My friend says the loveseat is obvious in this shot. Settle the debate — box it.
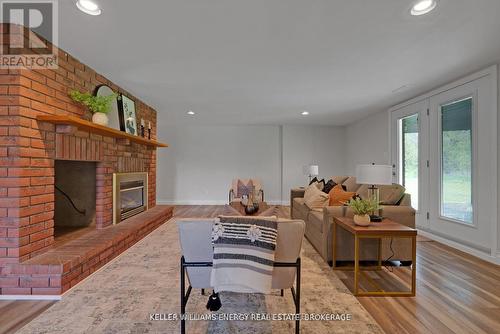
[290,176,416,265]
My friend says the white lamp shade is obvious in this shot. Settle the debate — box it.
[356,164,392,185]
[304,165,319,176]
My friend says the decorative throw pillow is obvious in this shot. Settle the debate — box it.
[323,179,337,194]
[237,180,254,198]
[316,179,325,191]
[328,185,356,206]
[309,181,322,190]
[343,177,362,192]
[379,184,406,205]
[308,177,325,190]
[304,184,329,209]
[308,177,319,186]
[332,176,349,185]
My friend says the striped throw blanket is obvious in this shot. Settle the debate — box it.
[210,216,278,294]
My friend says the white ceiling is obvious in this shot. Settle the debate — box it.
[57,0,500,125]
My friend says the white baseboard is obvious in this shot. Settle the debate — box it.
[418,229,500,265]
[0,295,62,301]
[157,200,288,206]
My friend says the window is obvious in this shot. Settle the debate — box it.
[440,98,473,224]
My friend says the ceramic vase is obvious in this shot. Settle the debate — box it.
[354,214,371,226]
[92,112,109,126]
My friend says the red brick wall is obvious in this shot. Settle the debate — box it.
[0,24,158,266]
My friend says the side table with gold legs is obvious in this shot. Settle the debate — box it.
[332,217,417,297]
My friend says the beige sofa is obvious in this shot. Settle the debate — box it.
[291,176,416,266]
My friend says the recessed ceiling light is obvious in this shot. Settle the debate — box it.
[76,0,102,16]
[301,111,309,116]
[410,0,437,16]
[187,110,195,115]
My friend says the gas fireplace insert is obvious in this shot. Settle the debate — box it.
[113,172,148,224]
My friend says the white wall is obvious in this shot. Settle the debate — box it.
[344,111,391,172]
[156,123,347,205]
[156,124,281,204]
[281,125,347,204]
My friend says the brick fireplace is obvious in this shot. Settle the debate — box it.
[0,24,172,295]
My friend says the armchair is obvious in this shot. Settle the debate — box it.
[228,178,264,203]
[177,218,305,334]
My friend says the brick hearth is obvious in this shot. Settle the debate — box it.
[0,24,170,295]
[0,206,173,295]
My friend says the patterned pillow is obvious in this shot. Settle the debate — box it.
[237,180,254,198]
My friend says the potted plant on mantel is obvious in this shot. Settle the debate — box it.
[69,90,117,126]
[346,197,379,226]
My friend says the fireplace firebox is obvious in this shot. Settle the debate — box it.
[113,172,148,224]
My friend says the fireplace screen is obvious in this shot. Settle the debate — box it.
[113,172,148,224]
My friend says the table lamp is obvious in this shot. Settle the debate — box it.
[304,165,319,184]
[356,163,393,222]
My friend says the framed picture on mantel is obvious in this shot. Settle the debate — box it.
[118,94,138,136]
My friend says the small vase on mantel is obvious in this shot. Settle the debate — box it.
[354,214,371,226]
[92,112,109,126]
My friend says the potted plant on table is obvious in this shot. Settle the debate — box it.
[346,197,379,226]
[69,90,117,126]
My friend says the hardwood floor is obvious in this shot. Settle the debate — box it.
[353,237,500,334]
[1,205,499,334]
[0,300,54,334]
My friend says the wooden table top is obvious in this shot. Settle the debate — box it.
[333,217,417,236]
[229,201,270,216]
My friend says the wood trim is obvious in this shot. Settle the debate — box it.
[36,115,168,148]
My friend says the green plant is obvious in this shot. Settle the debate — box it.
[346,197,378,216]
[69,90,116,114]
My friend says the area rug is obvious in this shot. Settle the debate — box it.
[17,218,383,334]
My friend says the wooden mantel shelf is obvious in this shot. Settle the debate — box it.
[37,115,168,148]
